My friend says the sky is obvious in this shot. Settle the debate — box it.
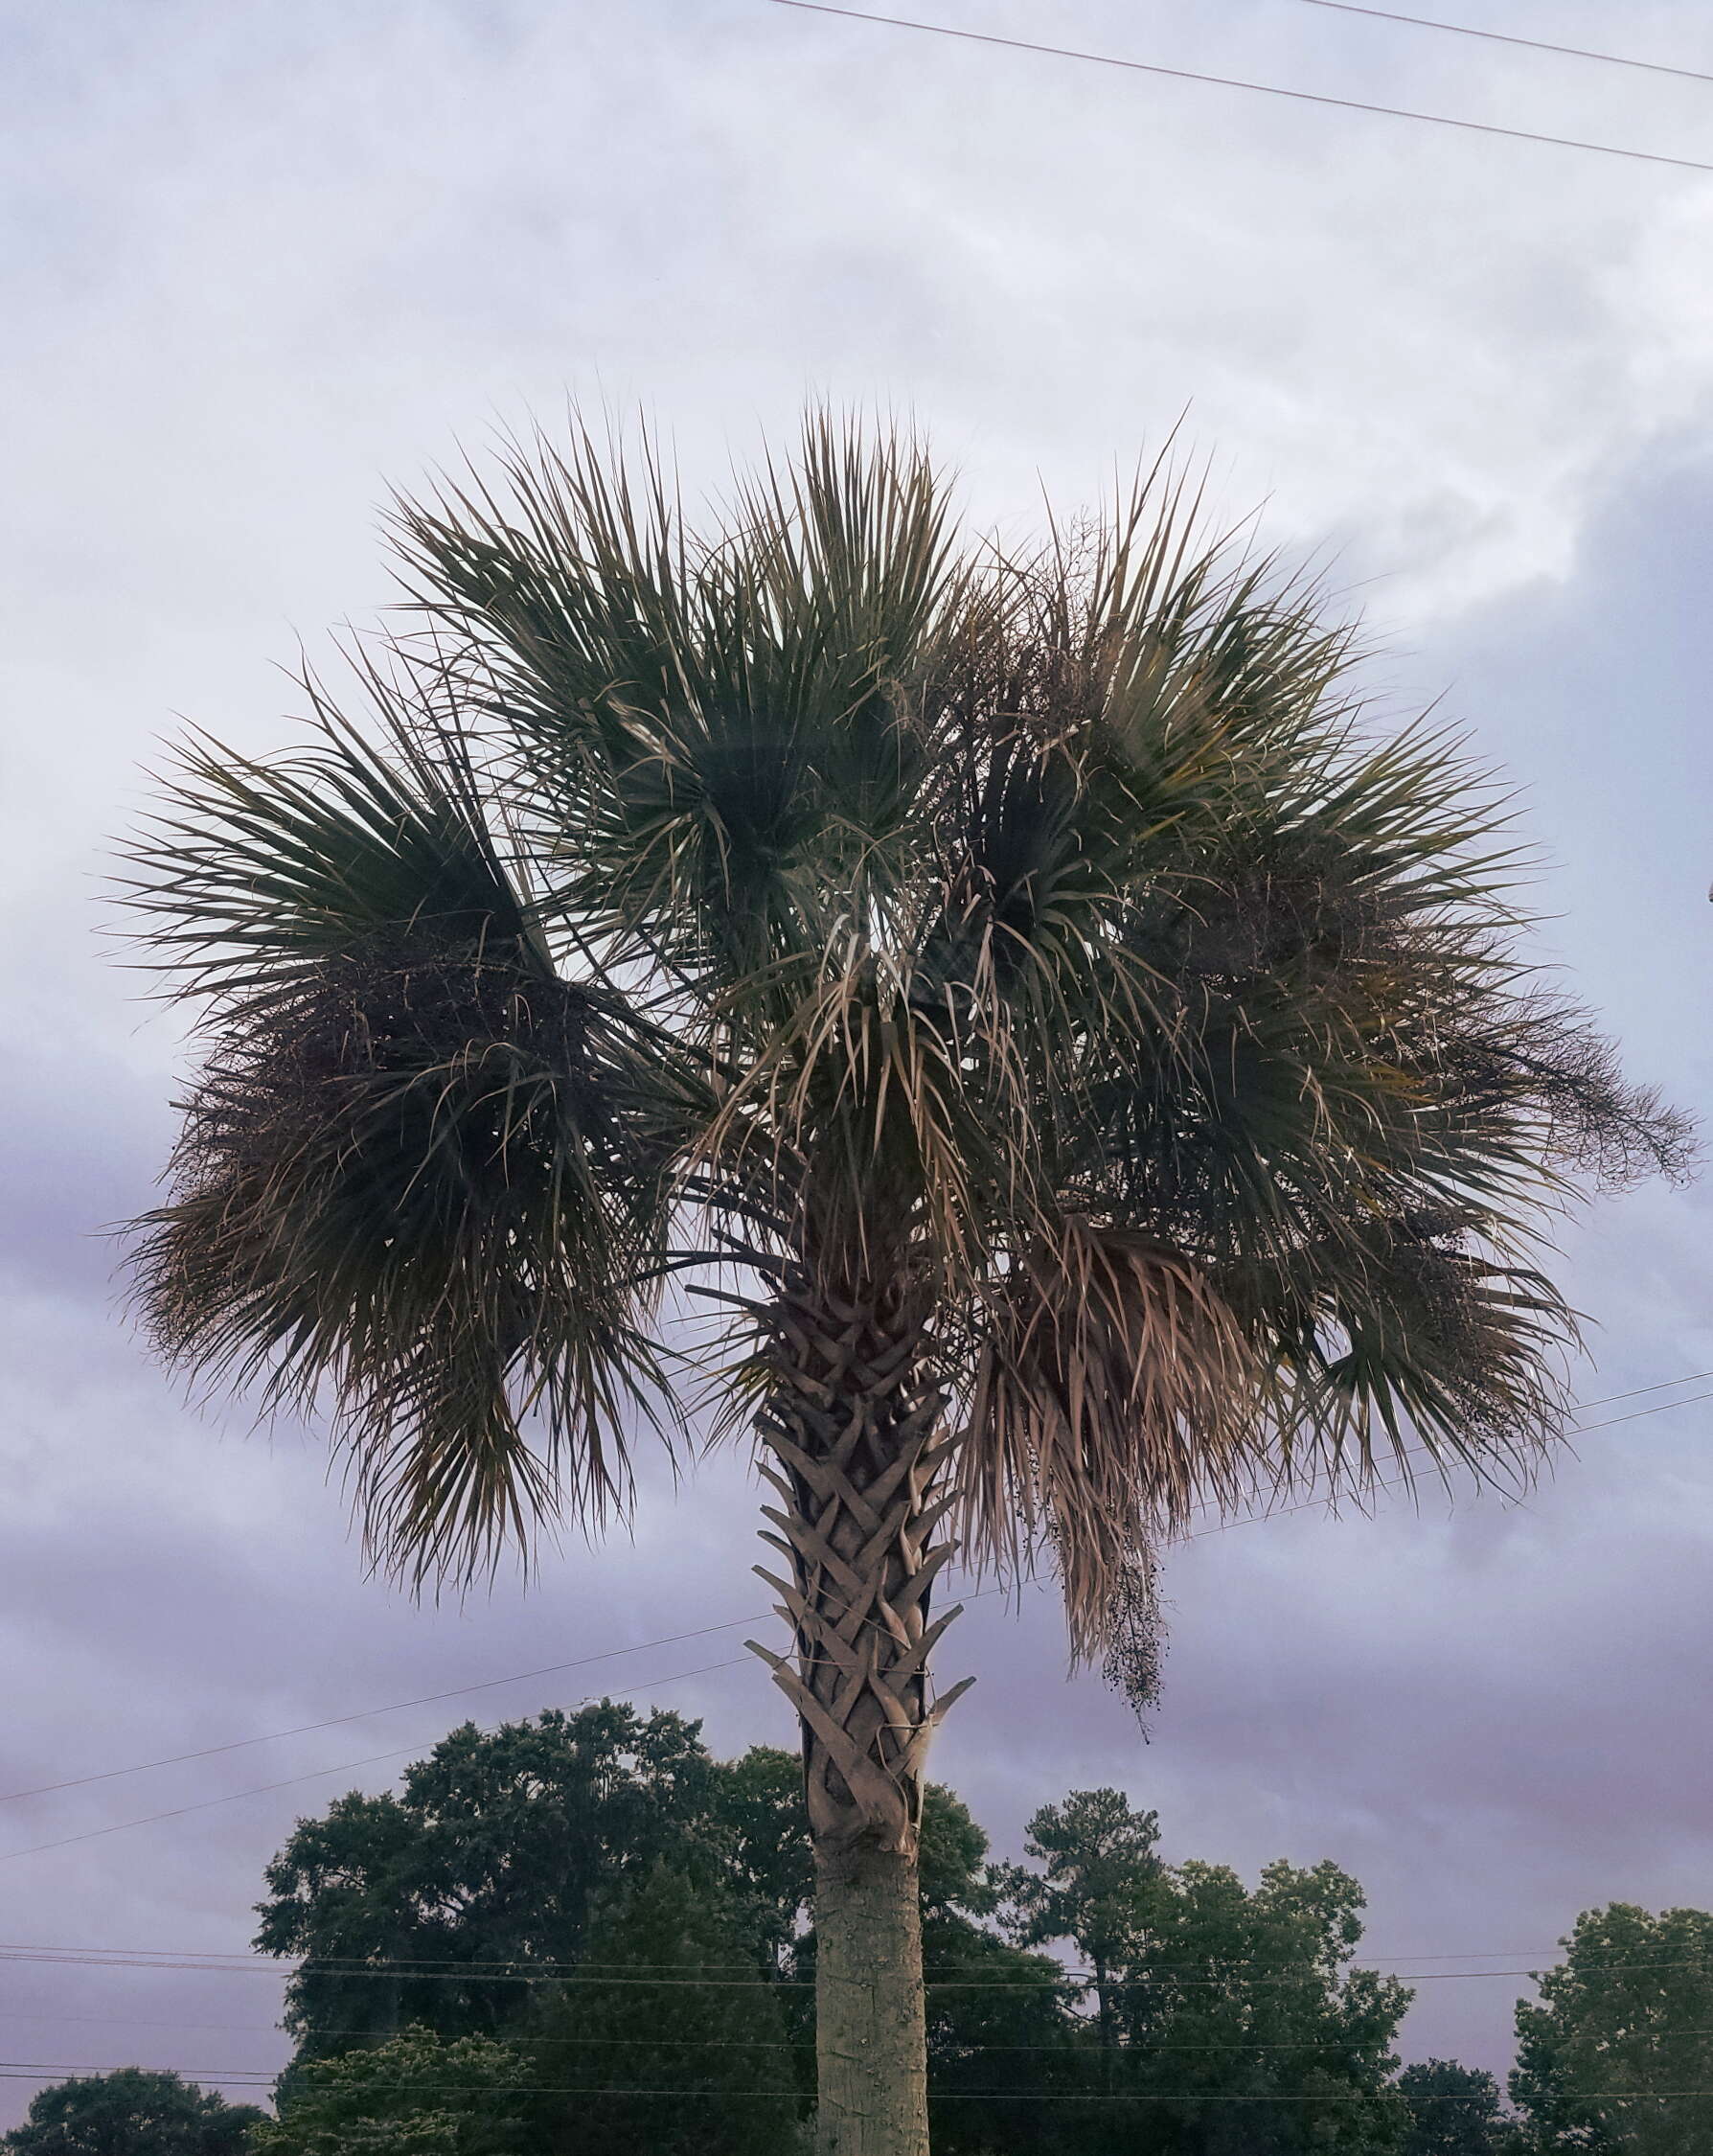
[3,0,1713,2122]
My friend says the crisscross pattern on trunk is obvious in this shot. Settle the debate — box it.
[744,1280,972,1852]
[744,1278,973,2156]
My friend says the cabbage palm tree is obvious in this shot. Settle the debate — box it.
[120,417,1684,2156]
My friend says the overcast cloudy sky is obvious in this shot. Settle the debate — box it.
[4,0,1713,2121]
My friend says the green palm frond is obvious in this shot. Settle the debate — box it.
[391,414,964,994]
[121,664,692,1585]
[120,655,546,1005]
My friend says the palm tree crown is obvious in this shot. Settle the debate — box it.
[120,416,1687,2155]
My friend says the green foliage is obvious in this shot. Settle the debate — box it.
[257,2028,527,2156]
[265,1725,1713,2156]
[1111,1854,1409,2153]
[254,1703,732,2055]
[999,1787,1162,2046]
[257,1704,1011,2082]
[1,2069,263,2156]
[996,1800,1411,2156]
[525,1861,806,2155]
[1398,2058,1516,2154]
[703,1741,813,1972]
[1510,1902,1713,2152]
[924,1921,1085,2156]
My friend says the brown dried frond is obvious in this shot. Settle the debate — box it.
[960,1218,1268,1663]
[1436,997,1699,1197]
[129,932,677,1585]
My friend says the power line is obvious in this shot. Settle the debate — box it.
[0,1622,757,1807]
[11,1365,1705,1815]
[0,1386,1705,1881]
[7,1936,1705,1981]
[1189,1383,1713,1544]
[0,2009,1573,2053]
[8,1940,1713,1989]
[0,1659,751,1869]
[2,1356,1703,1874]
[765,0,1713,172]
[1288,0,1713,87]
[1564,1369,1713,1409]
[7,2063,1713,2099]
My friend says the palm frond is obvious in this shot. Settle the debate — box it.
[121,670,690,1585]
[119,654,544,1010]
[391,410,965,994]
[960,1219,1266,1661]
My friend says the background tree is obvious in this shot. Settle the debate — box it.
[1000,1787,1161,2058]
[921,1924,1085,2156]
[253,1712,1136,2154]
[258,2029,527,2156]
[712,1743,816,1976]
[526,1861,806,2154]
[124,415,1688,2156]
[998,1808,1411,2156]
[259,1710,1013,2116]
[2,2071,263,2156]
[1115,1854,1410,2155]
[256,1704,735,2057]
[1510,1903,1713,2152]
[1398,2059,1517,2154]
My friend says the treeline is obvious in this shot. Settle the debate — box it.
[246,1703,1412,2153]
[8,1706,1709,2153]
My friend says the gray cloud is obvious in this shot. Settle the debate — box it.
[6,0,1713,2120]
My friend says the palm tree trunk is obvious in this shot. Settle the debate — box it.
[814,1837,929,2156]
[745,1276,973,2156]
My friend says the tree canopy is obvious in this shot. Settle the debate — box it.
[258,2030,527,2156]
[2,2071,263,2156]
[252,1708,1430,2152]
[1398,2059,1515,2154]
[1510,1902,1713,2152]
[525,1861,805,2154]
[255,1702,745,2055]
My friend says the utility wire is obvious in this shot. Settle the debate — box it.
[0,1383,1706,1880]
[7,1938,1705,1981]
[7,1940,1713,1988]
[3,1372,1706,1869]
[0,2009,1578,2053]
[6,2065,1713,2099]
[1288,0,1713,87]
[0,1660,751,1869]
[765,0,1713,172]
[1189,1384,1713,1544]
[10,1366,1704,1813]
[0,1622,756,1807]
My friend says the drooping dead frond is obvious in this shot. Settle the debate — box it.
[129,929,684,1586]
[961,1219,1268,1662]
[121,680,692,1588]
